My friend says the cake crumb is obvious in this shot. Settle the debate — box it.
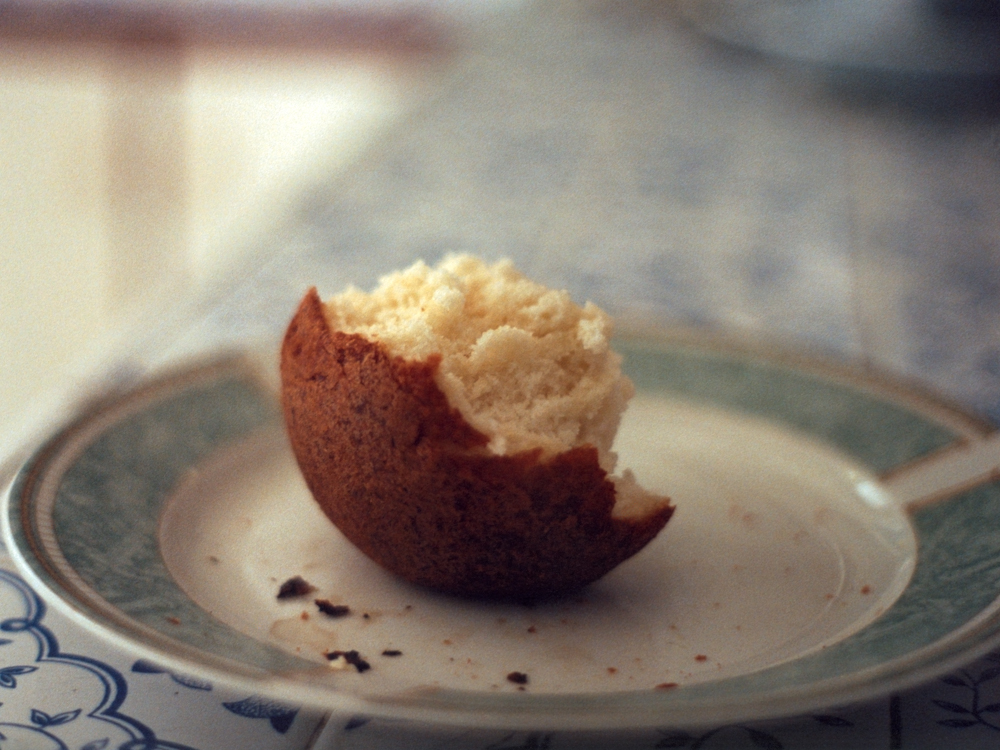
[694,654,708,662]
[277,576,316,600]
[325,650,371,673]
[326,655,352,671]
[507,671,529,685]
[655,682,679,690]
[382,649,403,657]
[315,599,351,617]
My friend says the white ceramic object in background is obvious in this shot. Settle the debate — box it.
[675,0,1000,75]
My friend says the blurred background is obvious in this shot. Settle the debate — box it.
[3,0,1000,459]
[0,0,483,455]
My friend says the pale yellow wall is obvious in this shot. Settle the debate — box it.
[0,39,417,456]
[0,42,110,439]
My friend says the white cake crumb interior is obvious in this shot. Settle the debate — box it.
[325,255,627,459]
[324,255,664,518]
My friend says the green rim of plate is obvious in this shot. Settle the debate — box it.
[7,341,1000,730]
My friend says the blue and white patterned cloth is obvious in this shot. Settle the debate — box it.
[0,539,327,750]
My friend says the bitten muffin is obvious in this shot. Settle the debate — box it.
[280,255,673,599]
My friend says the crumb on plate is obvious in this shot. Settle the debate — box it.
[325,650,371,673]
[315,599,351,617]
[277,576,316,599]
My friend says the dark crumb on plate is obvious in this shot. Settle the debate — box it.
[655,682,679,690]
[861,585,872,595]
[694,654,708,662]
[382,649,403,657]
[506,671,529,685]
[325,649,371,673]
[315,599,351,617]
[166,616,181,626]
[363,613,371,619]
[527,625,537,633]
[277,576,316,599]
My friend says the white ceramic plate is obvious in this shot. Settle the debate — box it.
[7,339,1000,731]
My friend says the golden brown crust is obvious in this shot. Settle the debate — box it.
[280,287,674,599]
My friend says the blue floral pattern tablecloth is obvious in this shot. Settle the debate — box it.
[0,540,328,750]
